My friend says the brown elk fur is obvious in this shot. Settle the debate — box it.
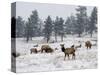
[30,48,38,54]
[60,44,76,60]
[41,45,53,53]
[85,41,92,49]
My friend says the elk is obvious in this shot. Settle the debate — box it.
[41,45,53,53]
[60,44,76,60]
[30,48,38,54]
[75,44,81,49]
[33,44,38,47]
[85,41,92,49]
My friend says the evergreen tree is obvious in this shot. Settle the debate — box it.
[16,16,25,37]
[84,16,90,34]
[37,19,44,36]
[28,10,39,37]
[89,7,97,37]
[25,10,40,42]
[65,17,72,34]
[75,6,87,37]
[54,16,59,42]
[25,21,29,42]
[58,17,64,42]
[65,15,76,34]
[25,18,33,42]
[43,16,53,43]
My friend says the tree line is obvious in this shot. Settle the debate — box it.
[11,6,97,43]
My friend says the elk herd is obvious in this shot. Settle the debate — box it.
[12,40,93,60]
[29,40,93,60]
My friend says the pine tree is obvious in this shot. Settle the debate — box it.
[43,16,53,43]
[58,17,64,42]
[75,6,87,37]
[28,10,39,37]
[25,18,33,42]
[25,10,40,42]
[54,16,59,42]
[65,17,71,34]
[84,16,90,34]
[65,15,76,34]
[25,22,29,42]
[89,7,97,37]
[37,19,44,36]
[16,16,25,37]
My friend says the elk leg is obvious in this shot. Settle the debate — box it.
[35,50,38,53]
[89,45,91,49]
[41,49,43,53]
[67,54,70,60]
[64,53,67,60]
[30,50,32,54]
[72,53,75,59]
[87,46,88,49]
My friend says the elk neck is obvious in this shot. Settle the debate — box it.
[61,46,65,52]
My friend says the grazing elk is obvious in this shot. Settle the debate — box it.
[75,44,81,49]
[85,41,92,49]
[41,45,53,53]
[30,48,38,54]
[60,44,76,60]
[33,44,38,47]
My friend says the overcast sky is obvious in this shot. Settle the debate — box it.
[16,2,94,21]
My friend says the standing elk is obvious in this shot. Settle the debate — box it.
[60,44,76,60]
[85,41,92,49]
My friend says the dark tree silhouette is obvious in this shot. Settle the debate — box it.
[43,16,53,43]
[58,17,64,42]
[75,6,87,37]
[16,16,25,37]
[54,16,60,42]
[89,7,97,37]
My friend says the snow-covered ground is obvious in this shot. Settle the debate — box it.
[15,34,97,73]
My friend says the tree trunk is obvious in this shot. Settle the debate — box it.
[26,36,29,43]
[47,38,49,43]
[55,33,57,42]
[30,37,32,40]
[90,33,93,37]
[90,31,93,37]
[78,33,81,37]
[61,35,63,42]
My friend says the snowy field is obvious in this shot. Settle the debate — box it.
[15,34,97,73]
